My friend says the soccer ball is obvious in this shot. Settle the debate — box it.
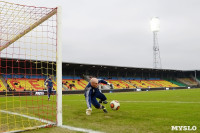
[110,100,120,110]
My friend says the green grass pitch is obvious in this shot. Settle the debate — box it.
[2,89,200,133]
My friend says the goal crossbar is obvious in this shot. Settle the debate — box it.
[0,8,57,52]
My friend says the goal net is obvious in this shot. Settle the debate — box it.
[0,1,62,132]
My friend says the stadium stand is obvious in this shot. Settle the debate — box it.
[124,80,179,88]
[1,72,196,91]
[126,80,147,88]
[2,74,187,91]
[151,80,179,87]
[62,79,88,90]
[3,74,68,91]
[1,58,199,92]
[176,78,198,86]
[167,79,187,87]
[107,80,135,89]
[62,76,88,90]
[7,78,45,91]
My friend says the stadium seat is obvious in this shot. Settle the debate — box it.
[62,79,88,90]
[107,80,135,89]
[7,78,45,91]
[176,78,198,86]
[0,79,6,91]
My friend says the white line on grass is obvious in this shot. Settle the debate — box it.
[0,110,54,125]
[62,99,200,104]
[0,110,104,133]
[0,109,55,133]
[119,100,200,104]
[61,125,104,133]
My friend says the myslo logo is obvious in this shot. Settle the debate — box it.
[171,126,197,131]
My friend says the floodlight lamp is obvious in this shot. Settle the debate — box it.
[150,17,160,32]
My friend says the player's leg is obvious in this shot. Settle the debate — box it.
[91,96,108,113]
[95,90,108,104]
[85,96,92,115]
[47,88,49,100]
[84,91,93,115]
[48,87,52,100]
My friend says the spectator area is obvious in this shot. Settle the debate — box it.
[107,80,135,89]
[167,79,187,87]
[0,74,188,91]
[176,78,198,86]
[7,78,46,91]
[109,80,179,89]
[63,79,88,90]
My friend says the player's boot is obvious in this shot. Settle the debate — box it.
[103,101,108,104]
[99,100,108,104]
[102,106,108,113]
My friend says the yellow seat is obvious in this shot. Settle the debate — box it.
[0,79,6,91]
[63,79,88,90]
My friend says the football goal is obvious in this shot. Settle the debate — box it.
[0,1,62,132]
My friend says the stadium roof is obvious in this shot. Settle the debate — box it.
[62,61,189,72]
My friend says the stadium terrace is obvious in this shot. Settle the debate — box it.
[0,58,199,95]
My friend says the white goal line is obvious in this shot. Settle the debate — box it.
[0,109,55,133]
[0,110,104,133]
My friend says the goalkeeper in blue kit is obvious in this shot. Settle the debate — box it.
[45,75,53,101]
[84,78,113,115]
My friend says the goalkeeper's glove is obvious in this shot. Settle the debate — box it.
[86,108,92,115]
[107,83,111,86]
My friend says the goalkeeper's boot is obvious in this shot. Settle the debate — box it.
[103,100,108,104]
[99,100,108,104]
[102,106,108,113]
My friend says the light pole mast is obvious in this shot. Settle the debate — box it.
[150,17,162,69]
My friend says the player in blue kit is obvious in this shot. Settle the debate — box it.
[45,75,53,101]
[84,78,112,115]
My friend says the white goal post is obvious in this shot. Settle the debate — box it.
[56,6,63,127]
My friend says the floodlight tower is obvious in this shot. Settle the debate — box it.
[150,17,162,69]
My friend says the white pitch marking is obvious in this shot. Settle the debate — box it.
[119,100,200,104]
[61,125,104,133]
[0,110,54,125]
[0,110,104,133]
[62,99,200,104]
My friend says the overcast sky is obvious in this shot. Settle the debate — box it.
[4,0,200,70]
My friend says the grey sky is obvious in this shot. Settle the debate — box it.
[5,0,200,70]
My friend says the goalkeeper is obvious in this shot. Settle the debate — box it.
[84,77,113,115]
[44,75,53,101]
